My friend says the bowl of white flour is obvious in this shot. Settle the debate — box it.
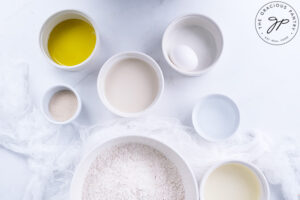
[70,136,199,200]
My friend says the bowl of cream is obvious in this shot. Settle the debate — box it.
[40,10,100,71]
[97,51,164,117]
[200,160,270,200]
[71,135,199,200]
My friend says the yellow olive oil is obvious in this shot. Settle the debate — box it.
[48,19,96,66]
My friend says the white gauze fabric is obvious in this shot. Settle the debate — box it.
[0,61,299,200]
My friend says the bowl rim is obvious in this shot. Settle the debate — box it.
[40,84,82,124]
[97,51,165,118]
[70,135,199,200]
[192,93,240,142]
[162,13,224,76]
[199,160,270,200]
[39,9,100,71]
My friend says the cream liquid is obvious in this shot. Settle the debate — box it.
[104,58,159,113]
[204,163,262,200]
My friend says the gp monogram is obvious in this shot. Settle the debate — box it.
[255,1,299,45]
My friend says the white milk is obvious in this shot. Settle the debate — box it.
[104,58,159,113]
[204,163,262,200]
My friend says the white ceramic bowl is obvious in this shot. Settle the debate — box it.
[97,51,164,117]
[39,10,100,71]
[70,135,199,200]
[200,160,270,200]
[192,94,240,142]
[162,14,223,76]
[41,84,82,124]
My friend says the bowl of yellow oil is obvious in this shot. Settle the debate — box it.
[40,10,99,71]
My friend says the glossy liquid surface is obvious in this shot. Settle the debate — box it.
[204,163,262,200]
[48,19,96,66]
[104,58,159,113]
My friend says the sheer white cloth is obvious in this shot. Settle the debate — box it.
[0,62,299,200]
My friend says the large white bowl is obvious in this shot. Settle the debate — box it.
[70,135,199,200]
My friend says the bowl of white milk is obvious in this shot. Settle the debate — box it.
[200,160,270,200]
[97,51,164,117]
[192,94,240,142]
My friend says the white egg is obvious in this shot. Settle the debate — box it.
[169,45,198,71]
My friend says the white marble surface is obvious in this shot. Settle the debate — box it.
[0,0,300,199]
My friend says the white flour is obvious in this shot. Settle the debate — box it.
[82,143,185,200]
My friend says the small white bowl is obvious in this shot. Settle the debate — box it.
[97,51,164,118]
[162,14,223,76]
[70,135,199,200]
[41,84,82,124]
[39,10,100,71]
[200,160,270,200]
[192,94,240,142]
